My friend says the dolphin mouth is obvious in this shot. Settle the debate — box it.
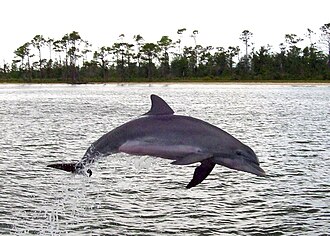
[245,160,266,177]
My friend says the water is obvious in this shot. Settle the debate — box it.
[0,83,329,235]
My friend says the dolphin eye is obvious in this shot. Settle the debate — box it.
[236,150,243,156]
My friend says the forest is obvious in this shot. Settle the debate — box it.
[0,23,329,83]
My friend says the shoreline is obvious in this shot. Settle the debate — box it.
[0,80,329,86]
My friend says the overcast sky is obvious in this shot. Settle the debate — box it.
[1,0,329,63]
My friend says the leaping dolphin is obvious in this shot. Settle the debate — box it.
[48,94,266,188]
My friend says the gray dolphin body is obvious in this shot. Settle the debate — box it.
[48,94,265,188]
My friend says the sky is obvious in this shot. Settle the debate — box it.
[1,0,329,64]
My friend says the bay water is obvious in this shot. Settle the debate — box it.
[0,83,329,235]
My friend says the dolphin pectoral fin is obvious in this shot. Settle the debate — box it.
[47,163,92,177]
[171,153,213,165]
[186,159,215,189]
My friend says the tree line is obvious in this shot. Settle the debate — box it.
[0,23,329,83]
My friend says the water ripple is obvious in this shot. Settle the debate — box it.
[0,84,329,235]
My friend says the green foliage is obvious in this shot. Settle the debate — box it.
[1,25,330,83]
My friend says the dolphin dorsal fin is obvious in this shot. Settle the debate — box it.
[144,94,174,116]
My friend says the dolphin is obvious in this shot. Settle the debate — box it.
[48,94,266,188]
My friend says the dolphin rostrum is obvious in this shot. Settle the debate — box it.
[48,94,266,188]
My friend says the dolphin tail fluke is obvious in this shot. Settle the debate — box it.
[47,163,92,177]
[186,159,215,189]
